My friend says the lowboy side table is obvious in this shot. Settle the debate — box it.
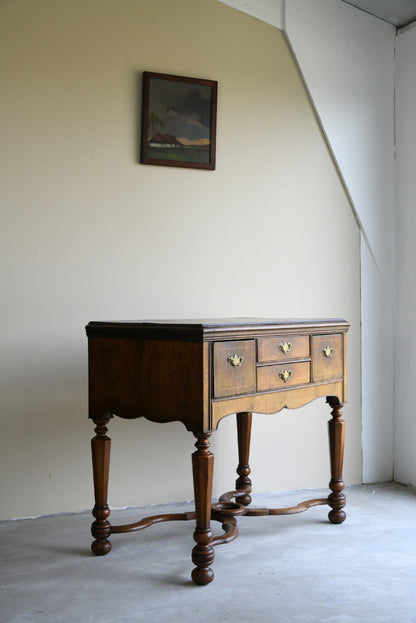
[86,318,349,585]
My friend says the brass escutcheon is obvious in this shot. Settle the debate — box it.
[227,353,244,367]
[279,369,292,383]
[323,346,334,358]
[279,342,292,355]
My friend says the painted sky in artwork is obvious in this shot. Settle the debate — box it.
[148,79,212,146]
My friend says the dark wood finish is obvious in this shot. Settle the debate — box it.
[235,412,253,506]
[91,418,112,555]
[191,433,215,585]
[327,396,346,524]
[141,339,208,431]
[87,318,349,585]
[88,335,208,431]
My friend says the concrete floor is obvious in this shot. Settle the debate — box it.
[1,482,416,623]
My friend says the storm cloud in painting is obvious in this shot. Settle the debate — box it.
[148,78,212,147]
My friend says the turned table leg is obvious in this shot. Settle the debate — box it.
[327,397,346,524]
[191,432,214,585]
[91,417,112,555]
[235,412,252,506]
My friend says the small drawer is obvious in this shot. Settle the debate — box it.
[311,334,343,382]
[257,335,309,363]
[213,340,256,398]
[257,362,310,391]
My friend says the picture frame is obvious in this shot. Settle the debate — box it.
[140,72,217,170]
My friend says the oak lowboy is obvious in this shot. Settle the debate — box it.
[87,318,349,585]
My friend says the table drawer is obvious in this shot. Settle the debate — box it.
[213,340,256,398]
[311,334,343,382]
[257,335,309,363]
[257,362,310,391]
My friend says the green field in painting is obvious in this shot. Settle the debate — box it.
[147,145,210,164]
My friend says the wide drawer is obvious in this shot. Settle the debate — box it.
[257,335,309,363]
[213,340,256,398]
[257,361,310,391]
[311,334,343,382]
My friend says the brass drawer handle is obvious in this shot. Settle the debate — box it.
[227,353,244,367]
[279,369,292,383]
[323,346,334,358]
[279,342,292,355]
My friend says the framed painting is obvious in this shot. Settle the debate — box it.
[140,72,217,170]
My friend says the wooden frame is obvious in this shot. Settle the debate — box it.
[140,72,217,170]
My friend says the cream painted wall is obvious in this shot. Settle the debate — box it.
[0,0,360,519]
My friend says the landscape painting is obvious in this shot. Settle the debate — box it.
[141,72,217,170]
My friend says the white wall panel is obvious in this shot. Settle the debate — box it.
[284,0,396,481]
[361,236,394,480]
[394,23,416,485]
[217,0,283,29]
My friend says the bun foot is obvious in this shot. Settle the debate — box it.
[191,537,215,586]
[91,539,112,555]
[328,509,346,524]
[191,566,214,585]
